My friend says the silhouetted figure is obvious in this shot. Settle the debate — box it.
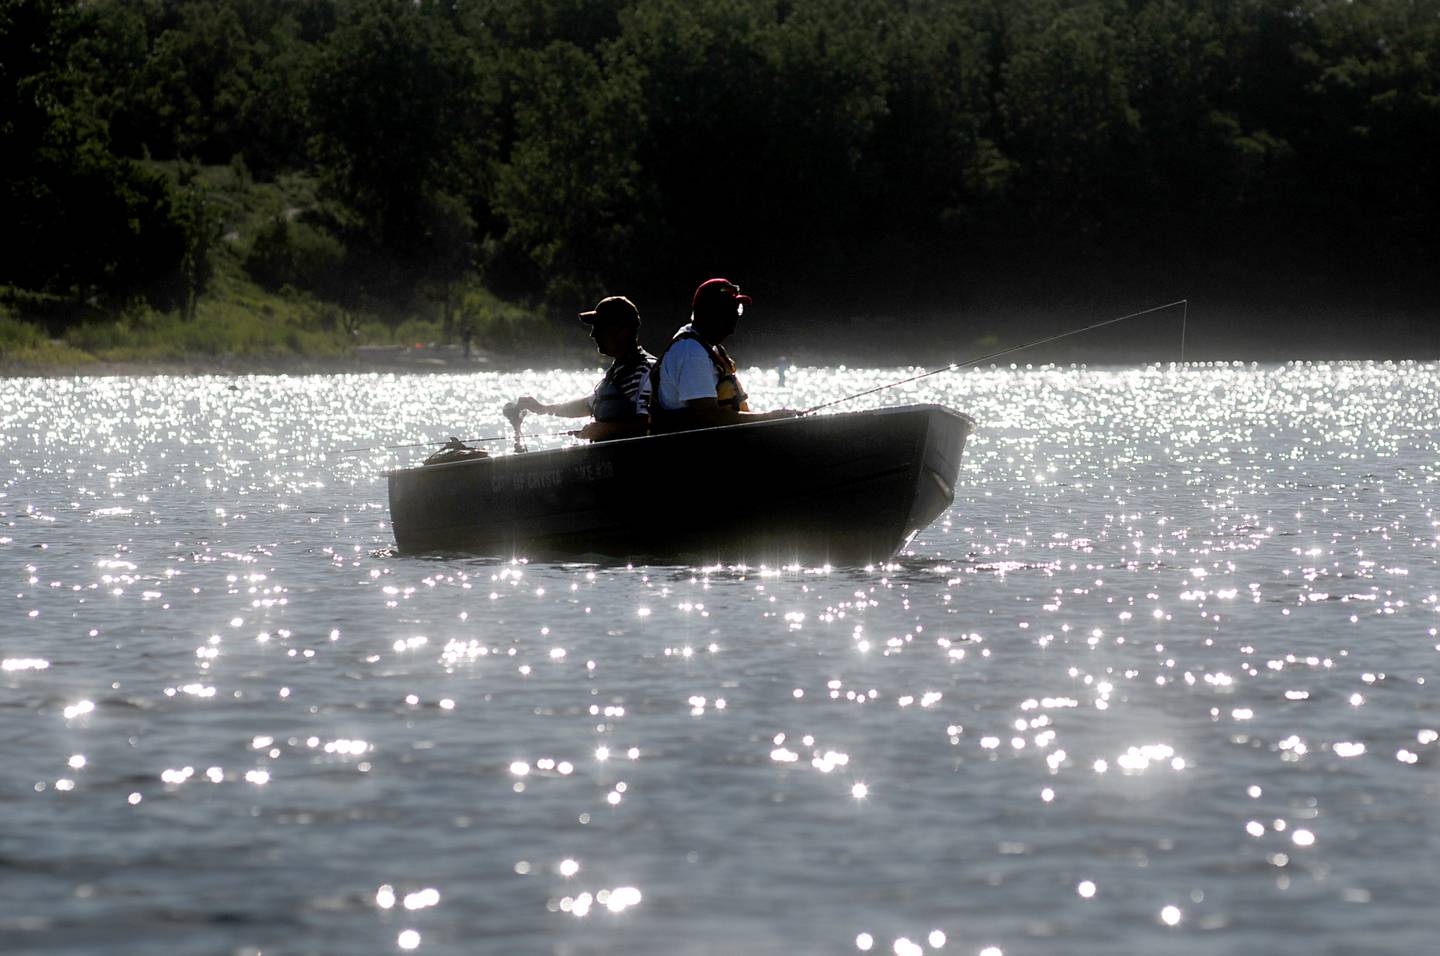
[511,296,655,442]
[651,278,798,433]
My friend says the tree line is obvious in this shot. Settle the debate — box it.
[4,0,1438,348]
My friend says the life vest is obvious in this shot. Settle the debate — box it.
[589,350,656,423]
[650,328,749,432]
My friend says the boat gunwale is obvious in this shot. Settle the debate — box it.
[385,403,975,476]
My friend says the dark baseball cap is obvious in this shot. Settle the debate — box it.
[578,295,640,325]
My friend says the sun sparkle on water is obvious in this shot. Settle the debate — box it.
[2,362,1437,953]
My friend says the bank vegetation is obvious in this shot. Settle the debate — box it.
[3,0,1437,366]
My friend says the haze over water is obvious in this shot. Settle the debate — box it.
[2,362,1437,955]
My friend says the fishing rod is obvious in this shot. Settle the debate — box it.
[334,400,588,457]
[336,427,579,456]
[337,300,1187,454]
[802,298,1188,415]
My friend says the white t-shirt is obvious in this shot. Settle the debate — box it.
[656,328,719,411]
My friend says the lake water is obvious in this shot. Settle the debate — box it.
[2,362,1437,956]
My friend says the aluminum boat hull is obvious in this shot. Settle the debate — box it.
[387,404,973,564]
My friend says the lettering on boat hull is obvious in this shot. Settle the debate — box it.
[491,460,615,494]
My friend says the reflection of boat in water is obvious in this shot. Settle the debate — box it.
[387,404,974,565]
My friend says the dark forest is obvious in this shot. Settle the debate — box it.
[3,0,1437,362]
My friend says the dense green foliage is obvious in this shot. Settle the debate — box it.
[3,0,1437,357]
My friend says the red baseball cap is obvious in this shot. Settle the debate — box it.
[691,278,751,314]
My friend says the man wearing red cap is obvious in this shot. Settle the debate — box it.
[510,295,656,442]
[650,278,797,432]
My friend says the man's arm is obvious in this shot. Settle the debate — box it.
[516,395,591,418]
[682,397,796,428]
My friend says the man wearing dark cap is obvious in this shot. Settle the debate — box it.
[511,296,656,442]
[650,278,797,432]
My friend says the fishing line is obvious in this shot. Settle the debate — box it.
[802,299,1189,415]
[1181,299,1188,364]
[335,300,1186,455]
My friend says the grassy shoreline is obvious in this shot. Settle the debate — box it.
[7,156,1435,377]
[0,161,594,377]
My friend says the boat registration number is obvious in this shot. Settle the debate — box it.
[491,460,616,493]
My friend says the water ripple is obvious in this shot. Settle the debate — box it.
[1,361,1437,955]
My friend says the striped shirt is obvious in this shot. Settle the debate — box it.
[588,349,656,422]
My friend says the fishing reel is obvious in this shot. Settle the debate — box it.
[422,437,489,466]
[503,401,528,453]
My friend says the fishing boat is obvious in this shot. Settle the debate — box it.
[387,403,973,565]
